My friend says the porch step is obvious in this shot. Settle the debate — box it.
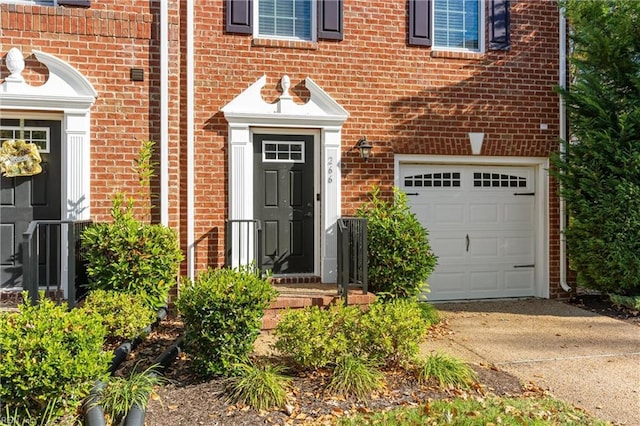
[262,283,376,331]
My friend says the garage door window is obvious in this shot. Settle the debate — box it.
[404,172,461,188]
[473,172,527,188]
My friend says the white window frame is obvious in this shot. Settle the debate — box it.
[0,126,51,153]
[0,0,55,5]
[254,0,317,42]
[432,0,485,53]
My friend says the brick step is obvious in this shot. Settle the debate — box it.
[262,285,376,330]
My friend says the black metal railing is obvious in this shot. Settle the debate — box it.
[22,220,92,308]
[337,217,368,304]
[225,219,262,272]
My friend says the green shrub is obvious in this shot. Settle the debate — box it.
[326,355,384,400]
[80,290,157,341]
[274,304,363,369]
[361,299,430,366]
[609,293,640,311]
[275,300,436,369]
[415,352,477,388]
[81,194,183,310]
[417,301,441,325]
[176,267,277,377]
[357,186,437,299]
[225,361,291,411]
[0,295,110,420]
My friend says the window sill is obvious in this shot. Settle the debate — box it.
[252,38,319,51]
[430,50,485,60]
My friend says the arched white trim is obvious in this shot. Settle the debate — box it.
[222,75,348,282]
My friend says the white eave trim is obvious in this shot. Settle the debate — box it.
[222,75,348,126]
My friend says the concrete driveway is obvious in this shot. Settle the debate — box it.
[421,299,640,425]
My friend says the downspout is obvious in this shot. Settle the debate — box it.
[186,0,195,280]
[160,0,169,226]
[558,6,572,293]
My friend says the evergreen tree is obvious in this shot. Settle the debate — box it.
[552,0,640,295]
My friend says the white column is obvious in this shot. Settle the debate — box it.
[61,110,91,298]
[321,127,342,282]
[228,124,255,267]
[63,111,91,220]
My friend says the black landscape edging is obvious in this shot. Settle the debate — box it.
[108,306,168,375]
[120,335,185,426]
[83,307,170,426]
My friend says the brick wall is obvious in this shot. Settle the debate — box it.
[0,1,564,296]
[0,2,182,229]
[189,0,562,293]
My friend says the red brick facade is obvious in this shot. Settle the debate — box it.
[0,1,566,298]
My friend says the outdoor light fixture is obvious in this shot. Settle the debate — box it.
[356,137,373,161]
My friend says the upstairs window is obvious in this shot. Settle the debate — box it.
[434,0,480,51]
[409,0,510,51]
[0,0,90,6]
[226,0,343,41]
[258,0,312,40]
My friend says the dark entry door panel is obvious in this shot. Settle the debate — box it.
[0,119,61,289]
[254,134,314,274]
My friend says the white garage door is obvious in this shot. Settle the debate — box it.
[401,165,537,301]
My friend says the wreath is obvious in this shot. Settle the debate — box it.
[0,139,43,177]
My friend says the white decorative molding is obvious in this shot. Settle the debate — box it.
[468,132,485,155]
[1,49,97,110]
[222,75,349,282]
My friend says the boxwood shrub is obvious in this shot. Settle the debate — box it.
[80,289,156,341]
[357,186,437,300]
[81,194,183,310]
[176,267,277,377]
[274,304,363,369]
[275,299,434,369]
[0,295,110,420]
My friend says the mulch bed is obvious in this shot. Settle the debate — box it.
[140,322,532,425]
[121,293,638,425]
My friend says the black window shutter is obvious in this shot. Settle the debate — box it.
[317,0,343,41]
[408,0,432,46]
[489,0,510,50]
[57,0,91,6]
[226,0,253,34]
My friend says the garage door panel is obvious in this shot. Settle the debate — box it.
[504,202,534,225]
[435,204,465,224]
[428,270,467,293]
[431,236,466,258]
[505,269,535,290]
[469,271,499,291]
[469,203,499,224]
[504,236,535,258]
[402,164,537,301]
[468,237,499,257]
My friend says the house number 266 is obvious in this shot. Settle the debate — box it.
[327,156,334,184]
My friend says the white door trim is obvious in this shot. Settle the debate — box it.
[395,154,549,299]
[222,75,349,282]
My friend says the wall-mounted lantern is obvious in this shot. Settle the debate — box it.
[356,137,373,161]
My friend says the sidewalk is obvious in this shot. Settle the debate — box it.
[421,299,640,425]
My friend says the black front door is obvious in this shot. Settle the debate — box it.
[254,134,314,274]
[0,119,62,289]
